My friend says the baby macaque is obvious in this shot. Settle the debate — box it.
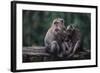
[64,25,82,58]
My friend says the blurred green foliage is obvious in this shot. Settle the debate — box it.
[23,10,91,49]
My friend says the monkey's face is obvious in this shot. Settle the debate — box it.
[52,18,65,35]
[66,25,74,36]
[66,29,73,36]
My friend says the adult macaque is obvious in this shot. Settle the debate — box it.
[44,18,66,57]
[64,25,82,58]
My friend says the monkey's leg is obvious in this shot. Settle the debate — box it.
[67,40,80,58]
[59,42,69,57]
[50,41,59,54]
[47,41,60,61]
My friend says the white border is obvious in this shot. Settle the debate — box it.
[16,3,96,70]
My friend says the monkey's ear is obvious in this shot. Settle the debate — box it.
[61,19,64,23]
[62,27,66,31]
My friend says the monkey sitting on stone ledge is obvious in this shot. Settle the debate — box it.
[44,18,83,60]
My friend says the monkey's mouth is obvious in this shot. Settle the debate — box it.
[55,29,60,32]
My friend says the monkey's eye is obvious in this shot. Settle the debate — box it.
[54,22,59,25]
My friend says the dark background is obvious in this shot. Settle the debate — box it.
[23,10,91,50]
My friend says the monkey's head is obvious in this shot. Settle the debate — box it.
[66,25,75,36]
[51,18,65,35]
[64,25,75,42]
